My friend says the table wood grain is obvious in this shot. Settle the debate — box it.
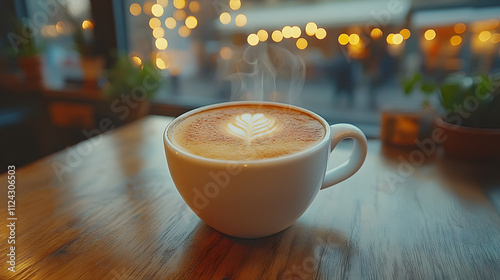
[1,115,500,280]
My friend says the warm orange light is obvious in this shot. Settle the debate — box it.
[257,30,268,41]
[247,33,259,46]
[479,30,492,42]
[450,35,462,46]
[220,46,233,60]
[392,33,404,45]
[173,0,185,9]
[235,14,247,27]
[153,27,165,38]
[282,26,292,39]
[296,38,308,49]
[315,28,326,39]
[155,38,168,50]
[130,3,142,16]
[349,34,360,45]
[173,10,186,21]
[305,22,317,36]
[151,4,164,17]
[143,1,154,15]
[370,28,383,39]
[272,30,283,42]
[400,28,410,39]
[156,57,167,69]
[185,16,198,29]
[157,0,168,7]
[131,56,142,66]
[454,23,466,34]
[165,17,176,29]
[338,33,349,45]
[149,18,161,29]
[491,33,500,44]
[291,26,301,38]
[386,33,394,44]
[229,0,241,10]
[424,29,436,40]
[56,21,65,34]
[189,1,200,13]
[82,19,94,30]
[219,12,231,24]
[178,26,190,37]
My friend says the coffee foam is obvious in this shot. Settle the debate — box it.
[169,104,325,161]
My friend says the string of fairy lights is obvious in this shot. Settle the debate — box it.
[129,0,201,70]
[126,0,500,70]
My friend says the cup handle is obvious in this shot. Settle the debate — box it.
[321,124,368,190]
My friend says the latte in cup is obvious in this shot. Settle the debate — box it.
[168,104,326,160]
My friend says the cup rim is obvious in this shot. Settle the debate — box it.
[163,101,331,164]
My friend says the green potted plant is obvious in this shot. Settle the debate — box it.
[12,19,44,89]
[104,54,164,123]
[403,72,500,159]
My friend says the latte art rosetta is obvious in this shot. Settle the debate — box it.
[226,113,279,144]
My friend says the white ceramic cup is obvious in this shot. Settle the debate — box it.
[164,101,367,238]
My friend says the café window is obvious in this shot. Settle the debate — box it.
[120,0,500,136]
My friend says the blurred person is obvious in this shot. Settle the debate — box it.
[328,50,354,107]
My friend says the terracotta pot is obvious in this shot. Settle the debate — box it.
[18,56,43,89]
[435,118,500,159]
[80,56,104,90]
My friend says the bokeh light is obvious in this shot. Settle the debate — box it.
[189,1,200,13]
[131,56,142,67]
[155,38,168,50]
[454,23,466,34]
[130,3,142,16]
[220,12,231,24]
[424,29,436,40]
[179,26,191,37]
[174,10,186,20]
[282,26,292,38]
[173,0,185,9]
[392,33,404,44]
[157,0,168,7]
[156,57,167,69]
[185,16,198,29]
[479,30,492,42]
[165,17,176,29]
[257,30,268,41]
[151,4,164,17]
[349,33,360,45]
[272,30,283,42]
[82,19,94,30]
[315,28,326,39]
[291,26,301,38]
[305,22,317,36]
[450,35,462,46]
[143,1,154,15]
[153,27,165,38]
[149,18,161,29]
[247,33,259,46]
[229,0,241,10]
[338,33,349,45]
[235,14,247,27]
[220,46,233,60]
[370,28,383,39]
[386,33,394,44]
[400,28,410,39]
[296,38,308,49]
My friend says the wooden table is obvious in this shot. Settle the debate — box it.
[2,116,500,280]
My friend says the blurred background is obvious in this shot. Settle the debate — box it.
[1,0,500,170]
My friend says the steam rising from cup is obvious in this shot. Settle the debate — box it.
[223,43,306,105]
